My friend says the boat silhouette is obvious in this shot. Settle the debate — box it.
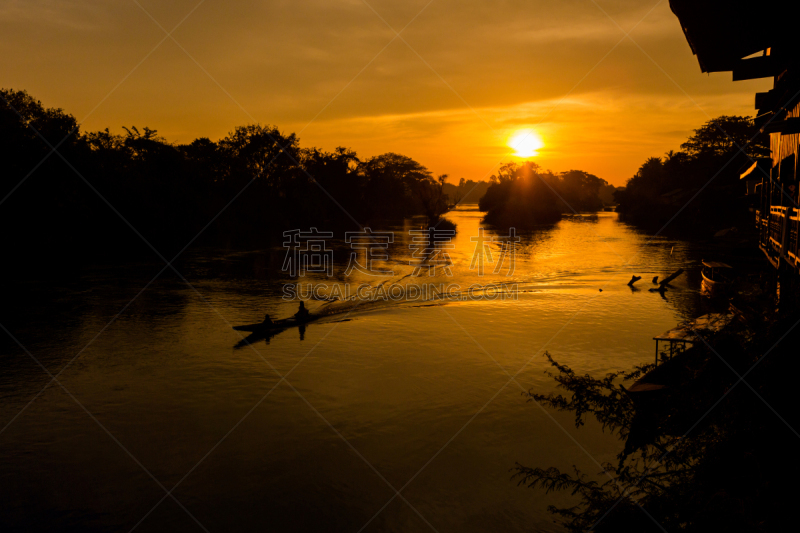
[232,314,319,348]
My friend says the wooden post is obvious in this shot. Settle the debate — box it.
[659,269,685,288]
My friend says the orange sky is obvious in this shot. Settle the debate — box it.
[1,0,771,186]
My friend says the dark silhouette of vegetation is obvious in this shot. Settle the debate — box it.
[442,178,490,205]
[0,89,453,274]
[478,162,613,228]
[615,115,769,236]
[516,308,800,532]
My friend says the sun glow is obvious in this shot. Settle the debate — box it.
[508,129,544,158]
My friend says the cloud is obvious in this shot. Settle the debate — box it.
[295,87,762,185]
[0,0,118,30]
[0,0,772,187]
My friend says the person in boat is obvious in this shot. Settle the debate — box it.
[294,301,310,321]
[261,314,274,327]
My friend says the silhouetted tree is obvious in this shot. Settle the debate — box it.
[0,88,458,274]
[516,311,800,532]
[442,177,490,205]
[615,115,768,235]
[479,162,611,228]
[680,115,766,159]
[359,152,435,219]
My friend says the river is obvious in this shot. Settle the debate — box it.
[0,206,722,532]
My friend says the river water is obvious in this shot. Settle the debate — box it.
[0,207,720,532]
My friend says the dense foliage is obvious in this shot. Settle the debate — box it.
[478,162,616,228]
[517,309,800,532]
[0,89,452,273]
[615,115,769,235]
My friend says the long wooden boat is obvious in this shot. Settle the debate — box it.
[233,315,318,333]
[232,314,321,349]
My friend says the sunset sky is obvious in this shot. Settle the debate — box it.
[1,0,771,186]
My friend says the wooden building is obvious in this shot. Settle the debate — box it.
[671,1,800,275]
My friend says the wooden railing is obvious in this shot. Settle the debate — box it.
[769,209,784,247]
[789,211,800,266]
[761,205,800,269]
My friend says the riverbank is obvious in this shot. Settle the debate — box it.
[517,237,800,531]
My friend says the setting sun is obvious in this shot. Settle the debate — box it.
[508,129,544,158]
[7,2,798,531]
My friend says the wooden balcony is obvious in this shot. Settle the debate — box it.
[761,205,800,270]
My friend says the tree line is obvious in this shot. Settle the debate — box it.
[442,178,491,205]
[615,115,769,236]
[478,162,619,228]
[0,89,452,273]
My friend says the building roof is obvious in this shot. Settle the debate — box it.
[669,0,799,74]
[740,158,771,180]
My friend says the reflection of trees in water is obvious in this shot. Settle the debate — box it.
[171,213,713,329]
[0,268,191,392]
